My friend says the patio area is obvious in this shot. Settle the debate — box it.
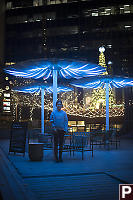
[0,134,133,200]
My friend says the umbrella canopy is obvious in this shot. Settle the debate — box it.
[70,75,133,88]
[13,83,73,94]
[71,75,133,131]
[13,83,73,134]
[5,58,106,111]
[5,58,106,79]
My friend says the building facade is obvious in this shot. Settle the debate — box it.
[5,0,133,76]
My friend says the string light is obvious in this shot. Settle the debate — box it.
[5,54,130,121]
[11,89,125,120]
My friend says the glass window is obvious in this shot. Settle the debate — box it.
[45,12,56,20]
[6,2,12,10]
[92,12,98,16]
[12,0,33,8]
[68,121,76,126]
[33,0,43,6]
[78,127,85,132]
[83,4,133,17]
[124,5,131,13]
[72,127,77,132]
[77,121,85,126]
[120,6,124,14]
[47,26,78,36]
[6,15,28,24]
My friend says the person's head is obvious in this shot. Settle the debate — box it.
[56,100,63,111]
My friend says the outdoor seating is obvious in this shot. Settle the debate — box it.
[63,132,93,160]
[28,130,94,160]
[90,131,106,148]
[107,129,120,149]
[39,134,53,150]
[90,130,120,149]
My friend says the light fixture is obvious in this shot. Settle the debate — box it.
[99,46,105,53]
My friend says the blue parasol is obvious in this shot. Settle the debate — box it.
[13,83,73,134]
[5,58,106,111]
[71,75,133,131]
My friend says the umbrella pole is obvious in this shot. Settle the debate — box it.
[105,82,109,131]
[41,88,44,134]
[53,69,57,111]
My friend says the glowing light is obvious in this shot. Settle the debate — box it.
[5,77,9,80]
[108,61,112,65]
[5,59,106,79]
[6,86,9,90]
[71,75,133,89]
[99,46,105,53]
[71,75,133,130]
[13,84,73,94]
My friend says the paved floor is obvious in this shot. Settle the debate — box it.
[0,137,133,200]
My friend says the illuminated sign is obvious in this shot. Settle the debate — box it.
[3,92,11,112]
[3,107,10,111]
[4,93,10,97]
[3,102,10,106]
[3,98,10,102]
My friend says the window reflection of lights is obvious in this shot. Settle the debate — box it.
[61,48,67,51]
[107,44,112,48]
[123,59,128,62]
[67,15,79,19]
[99,11,106,15]
[124,11,130,13]
[92,12,98,16]
[50,49,56,53]
[124,25,131,28]
[105,8,111,11]
[73,47,79,51]
[82,31,87,34]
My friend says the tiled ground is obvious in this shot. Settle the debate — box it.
[0,137,133,200]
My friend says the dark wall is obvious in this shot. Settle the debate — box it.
[0,0,5,65]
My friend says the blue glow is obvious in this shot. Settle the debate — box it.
[13,84,73,94]
[5,59,106,79]
[71,75,133,131]
[71,75,133,89]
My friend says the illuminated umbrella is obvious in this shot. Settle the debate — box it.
[71,75,133,131]
[5,58,106,111]
[13,83,73,134]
